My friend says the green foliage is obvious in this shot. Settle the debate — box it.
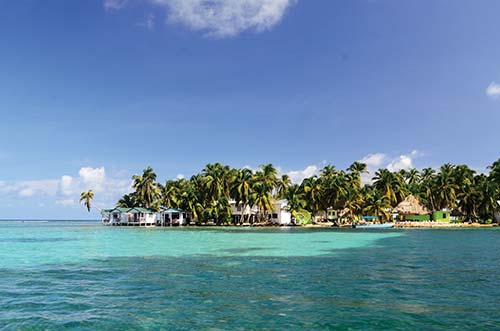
[113,158,500,224]
[79,190,94,212]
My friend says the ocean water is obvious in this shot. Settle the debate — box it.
[0,222,498,330]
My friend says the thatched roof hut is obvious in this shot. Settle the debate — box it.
[393,195,429,215]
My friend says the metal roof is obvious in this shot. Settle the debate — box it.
[102,207,157,214]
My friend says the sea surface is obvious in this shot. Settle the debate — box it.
[0,221,498,330]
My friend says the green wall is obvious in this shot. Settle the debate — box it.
[403,212,451,222]
[404,214,431,221]
[432,211,450,222]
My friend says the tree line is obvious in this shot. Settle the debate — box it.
[101,159,500,224]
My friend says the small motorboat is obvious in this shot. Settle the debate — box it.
[352,223,394,229]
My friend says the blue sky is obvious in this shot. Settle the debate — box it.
[1,0,500,219]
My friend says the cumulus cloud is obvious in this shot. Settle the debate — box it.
[360,153,387,168]
[387,151,419,172]
[0,167,132,209]
[17,180,59,197]
[60,175,74,196]
[19,188,35,197]
[486,82,500,98]
[106,0,296,37]
[286,165,320,184]
[56,199,76,206]
[79,167,106,192]
[359,150,421,185]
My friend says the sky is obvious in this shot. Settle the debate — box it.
[0,0,500,219]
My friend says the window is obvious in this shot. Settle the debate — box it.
[272,213,278,219]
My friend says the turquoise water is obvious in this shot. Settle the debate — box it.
[0,222,498,330]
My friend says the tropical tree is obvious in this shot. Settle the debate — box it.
[231,168,254,224]
[301,176,323,221]
[347,161,368,189]
[132,167,160,210]
[321,169,348,218]
[80,190,94,212]
[108,158,500,226]
[363,189,391,223]
[433,164,458,210]
[117,193,137,208]
[342,186,363,222]
[250,181,274,222]
[276,174,291,198]
[283,184,308,223]
[373,169,406,206]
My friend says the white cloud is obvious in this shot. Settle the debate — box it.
[486,82,500,98]
[360,153,387,168]
[107,0,296,38]
[60,175,73,196]
[56,199,76,206]
[176,174,185,179]
[79,167,106,192]
[104,0,128,10]
[387,151,419,172]
[359,150,422,185]
[19,188,34,197]
[17,180,59,197]
[286,165,319,184]
[0,167,132,210]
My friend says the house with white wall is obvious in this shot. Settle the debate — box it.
[101,207,157,226]
[157,207,187,226]
[269,199,292,225]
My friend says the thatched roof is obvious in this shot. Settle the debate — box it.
[338,208,350,217]
[393,195,429,215]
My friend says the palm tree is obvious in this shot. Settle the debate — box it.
[202,163,233,202]
[255,164,278,194]
[321,170,348,219]
[276,174,291,198]
[80,190,94,212]
[117,193,136,208]
[348,161,368,189]
[161,179,184,208]
[132,167,160,210]
[419,167,437,210]
[475,174,499,222]
[363,189,391,223]
[231,168,254,224]
[180,177,204,223]
[250,181,274,223]
[342,186,363,222]
[321,165,337,179]
[301,176,323,221]
[204,196,232,225]
[406,168,420,185]
[488,158,500,183]
[434,164,458,210]
[283,184,308,223]
[373,169,406,207]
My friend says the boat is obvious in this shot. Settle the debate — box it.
[352,223,394,229]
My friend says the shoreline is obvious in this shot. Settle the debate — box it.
[1,219,497,229]
[393,221,497,228]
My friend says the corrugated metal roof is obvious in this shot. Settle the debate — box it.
[160,207,183,213]
[104,207,157,213]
